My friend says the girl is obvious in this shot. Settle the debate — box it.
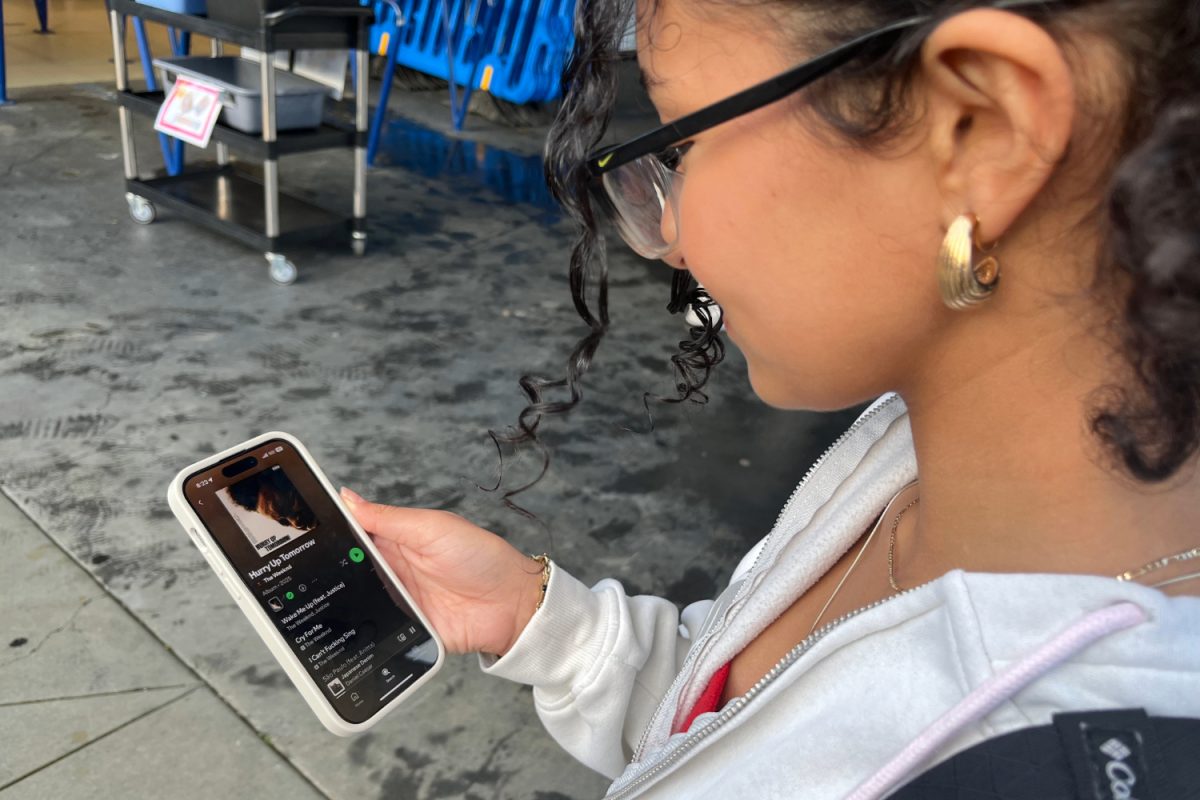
[343,0,1200,794]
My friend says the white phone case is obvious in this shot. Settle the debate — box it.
[166,431,445,736]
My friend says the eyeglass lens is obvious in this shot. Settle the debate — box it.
[600,154,682,259]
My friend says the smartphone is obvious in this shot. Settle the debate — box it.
[167,432,444,736]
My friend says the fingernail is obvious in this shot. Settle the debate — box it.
[340,487,364,505]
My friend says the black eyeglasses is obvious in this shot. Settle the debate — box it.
[585,0,1059,259]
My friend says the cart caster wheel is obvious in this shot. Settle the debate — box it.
[266,253,298,285]
[126,193,156,225]
[351,237,366,257]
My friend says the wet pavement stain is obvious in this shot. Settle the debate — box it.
[377,117,561,214]
[235,664,293,690]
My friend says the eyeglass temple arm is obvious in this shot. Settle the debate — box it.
[589,16,924,175]
[589,0,1066,176]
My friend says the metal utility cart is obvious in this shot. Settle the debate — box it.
[106,0,373,284]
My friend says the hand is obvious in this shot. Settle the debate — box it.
[340,488,545,657]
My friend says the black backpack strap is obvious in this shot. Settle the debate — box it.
[890,708,1200,799]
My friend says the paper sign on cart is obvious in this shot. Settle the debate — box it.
[154,77,224,149]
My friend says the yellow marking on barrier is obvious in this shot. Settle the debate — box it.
[480,65,494,92]
[378,32,390,56]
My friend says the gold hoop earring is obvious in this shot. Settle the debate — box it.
[937,213,1000,310]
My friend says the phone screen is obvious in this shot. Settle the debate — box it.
[183,439,436,724]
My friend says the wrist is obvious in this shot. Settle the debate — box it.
[497,554,551,657]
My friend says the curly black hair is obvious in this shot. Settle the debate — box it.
[501,0,1199,494]
[486,0,723,510]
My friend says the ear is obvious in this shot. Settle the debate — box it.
[920,9,1075,243]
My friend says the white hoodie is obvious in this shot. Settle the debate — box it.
[482,394,1200,798]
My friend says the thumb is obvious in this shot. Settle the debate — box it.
[339,487,440,546]
[340,487,398,534]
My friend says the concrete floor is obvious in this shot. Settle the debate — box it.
[0,32,861,800]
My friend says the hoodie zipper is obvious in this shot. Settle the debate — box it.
[607,580,931,800]
[766,395,901,540]
[628,394,902,762]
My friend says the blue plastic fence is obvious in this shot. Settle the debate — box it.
[476,0,573,105]
[367,0,573,141]
[380,0,502,93]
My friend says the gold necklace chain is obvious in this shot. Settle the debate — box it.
[807,508,888,635]
[887,498,920,592]
[807,485,913,635]
[810,484,1200,635]
[1115,547,1200,584]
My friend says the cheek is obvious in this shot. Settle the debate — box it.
[677,153,790,290]
[674,124,946,408]
[678,133,864,337]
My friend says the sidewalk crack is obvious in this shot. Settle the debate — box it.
[1,596,96,668]
[0,685,201,792]
[0,682,196,708]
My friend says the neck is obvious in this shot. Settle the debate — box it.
[894,304,1200,592]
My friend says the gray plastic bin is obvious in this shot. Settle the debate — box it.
[154,56,328,134]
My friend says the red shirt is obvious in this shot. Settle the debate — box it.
[674,662,732,734]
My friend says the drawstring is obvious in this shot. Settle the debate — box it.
[845,601,1148,800]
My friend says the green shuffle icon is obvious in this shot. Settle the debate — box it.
[349,547,365,563]
[285,591,295,600]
